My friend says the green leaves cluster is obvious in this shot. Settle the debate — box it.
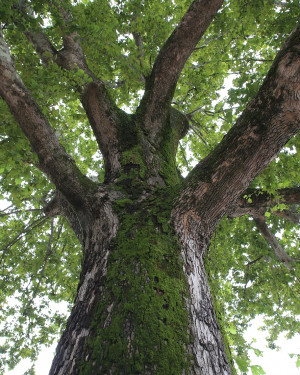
[206,205,299,373]
[0,208,81,373]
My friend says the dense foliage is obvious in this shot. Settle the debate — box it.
[0,0,299,373]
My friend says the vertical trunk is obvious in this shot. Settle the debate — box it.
[174,211,233,374]
[49,191,233,375]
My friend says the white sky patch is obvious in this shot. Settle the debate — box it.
[244,317,300,375]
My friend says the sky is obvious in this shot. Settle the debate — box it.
[243,318,300,375]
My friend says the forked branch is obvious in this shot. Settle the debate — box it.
[138,0,224,142]
[21,3,124,180]
[0,29,95,205]
[175,22,300,229]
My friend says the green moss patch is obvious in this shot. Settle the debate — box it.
[80,189,190,374]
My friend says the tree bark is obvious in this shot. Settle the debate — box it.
[137,0,224,143]
[49,190,233,375]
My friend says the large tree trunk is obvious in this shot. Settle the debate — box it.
[0,3,299,373]
[48,189,233,375]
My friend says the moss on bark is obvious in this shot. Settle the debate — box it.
[79,189,191,374]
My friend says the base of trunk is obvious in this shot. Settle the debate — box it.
[50,193,233,374]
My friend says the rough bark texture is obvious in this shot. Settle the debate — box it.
[0,1,299,374]
[49,192,119,374]
[173,213,232,374]
[49,189,233,375]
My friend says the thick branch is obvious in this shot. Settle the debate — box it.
[253,215,297,270]
[0,30,95,206]
[174,22,300,234]
[24,30,58,65]
[227,187,300,222]
[137,0,224,143]
[44,190,86,243]
[243,187,300,206]
[272,209,299,224]
[132,31,145,73]
[22,6,123,181]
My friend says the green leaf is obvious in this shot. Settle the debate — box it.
[235,357,249,372]
[250,365,266,375]
[253,348,263,357]
[227,325,237,334]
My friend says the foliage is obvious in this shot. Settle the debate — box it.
[0,0,299,373]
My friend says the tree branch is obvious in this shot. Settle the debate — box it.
[244,187,300,206]
[0,208,42,218]
[227,187,299,270]
[0,29,96,206]
[22,218,55,317]
[243,255,264,296]
[272,209,299,224]
[227,187,300,222]
[137,0,224,143]
[253,215,298,270]
[21,4,125,181]
[44,190,85,243]
[174,22,300,233]
[24,30,58,66]
[132,31,146,74]
[0,215,48,266]
[246,255,265,267]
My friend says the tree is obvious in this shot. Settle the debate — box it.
[0,0,299,373]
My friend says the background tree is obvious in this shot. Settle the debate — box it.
[0,0,299,374]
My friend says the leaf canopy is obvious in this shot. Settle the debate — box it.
[0,0,299,373]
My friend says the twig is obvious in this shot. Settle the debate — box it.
[246,255,264,267]
[0,208,42,218]
[179,142,190,170]
[186,106,204,117]
[272,209,299,225]
[189,123,208,145]
[243,255,264,297]
[23,218,55,317]
[0,216,48,266]
[0,204,14,213]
